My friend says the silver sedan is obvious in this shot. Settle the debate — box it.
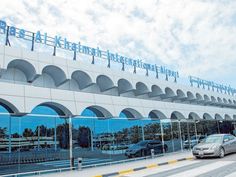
[192,134,236,158]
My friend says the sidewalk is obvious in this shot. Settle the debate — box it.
[39,151,194,177]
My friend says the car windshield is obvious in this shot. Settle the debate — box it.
[204,135,222,144]
[136,141,149,146]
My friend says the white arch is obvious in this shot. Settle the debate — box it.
[189,112,201,120]
[0,98,20,114]
[72,70,93,90]
[215,113,223,120]
[135,82,150,96]
[7,59,37,82]
[211,96,217,102]
[217,97,223,104]
[204,94,210,102]
[96,75,115,92]
[203,113,213,120]
[225,114,232,120]
[164,87,176,98]
[149,85,164,97]
[186,91,195,100]
[42,65,67,87]
[223,98,228,104]
[82,105,113,118]
[148,110,168,119]
[117,78,133,94]
[120,108,143,119]
[32,102,73,116]
[176,89,186,98]
[171,111,185,120]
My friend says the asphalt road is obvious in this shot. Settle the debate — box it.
[122,153,236,177]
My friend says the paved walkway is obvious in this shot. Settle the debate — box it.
[39,151,193,177]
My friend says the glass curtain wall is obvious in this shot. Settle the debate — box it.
[1,111,236,176]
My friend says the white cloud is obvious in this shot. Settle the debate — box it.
[1,0,236,86]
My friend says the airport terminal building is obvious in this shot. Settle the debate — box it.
[0,20,236,175]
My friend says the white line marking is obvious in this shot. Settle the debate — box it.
[168,161,235,177]
[124,160,201,177]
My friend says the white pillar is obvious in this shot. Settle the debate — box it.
[8,115,12,153]
[54,117,57,151]
[160,120,165,153]
[170,120,175,152]
[141,125,145,141]
[90,130,94,151]
[178,120,183,152]
[69,116,74,168]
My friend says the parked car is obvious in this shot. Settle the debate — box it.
[184,135,206,149]
[125,140,168,158]
[192,134,236,158]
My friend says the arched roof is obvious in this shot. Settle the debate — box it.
[171,111,185,120]
[215,113,223,120]
[150,85,164,96]
[82,105,113,118]
[42,65,67,86]
[72,70,93,90]
[0,98,19,114]
[135,82,149,95]
[7,59,37,82]
[189,112,201,120]
[34,102,72,116]
[149,110,167,119]
[96,75,114,92]
[118,79,133,94]
[176,89,186,98]
[120,108,143,119]
[203,113,213,120]
[165,87,176,97]
[225,114,232,120]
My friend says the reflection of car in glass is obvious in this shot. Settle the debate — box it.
[102,143,129,150]
[192,134,236,158]
[184,135,206,149]
[125,140,167,158]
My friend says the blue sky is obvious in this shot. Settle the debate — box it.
[1,0,236,87]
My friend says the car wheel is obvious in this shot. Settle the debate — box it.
[219,147,225,158]
[195,156,201,159]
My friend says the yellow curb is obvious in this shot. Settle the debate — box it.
[146,164,158,168]
[168,160,178,164]
[119,169,134,175]
[186,157,194,160]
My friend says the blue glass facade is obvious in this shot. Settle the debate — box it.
[0,105,236,176]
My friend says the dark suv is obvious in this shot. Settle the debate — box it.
[125,140,168,158]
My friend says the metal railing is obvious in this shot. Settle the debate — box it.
[0,150,189,177]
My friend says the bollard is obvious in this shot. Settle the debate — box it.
[78,157,82,171]
[151,149,154,158]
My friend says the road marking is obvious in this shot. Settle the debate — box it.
[119,169,134,175]
[120,160,200,177]
[146,164,158,168]
[225,171,236,177]
[168,160,177,164]
[168,161,235,177]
